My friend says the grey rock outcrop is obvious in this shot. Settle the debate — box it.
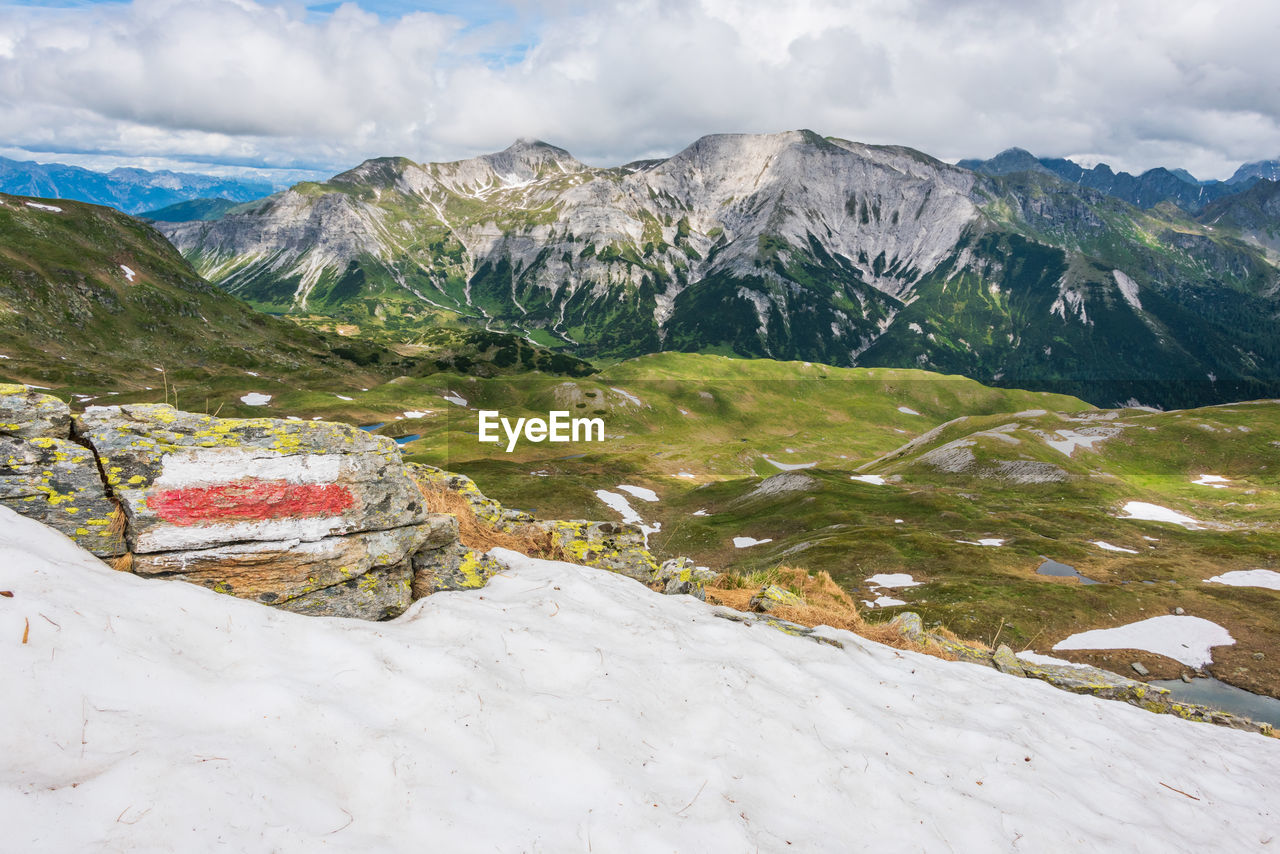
[750,584,804,613]
[742,472,817,502]
[411,514,505,597]
[992,644,1026,676]
[525,519,659,582]
[712,607,844,649]
[0,384,72,439]
[1,386,123,557]
[654,556,716,599]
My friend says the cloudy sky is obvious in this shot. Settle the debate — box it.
[1,0,1278,183]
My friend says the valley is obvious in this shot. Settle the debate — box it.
[9,340,1276,702]
[4,131,1280,711]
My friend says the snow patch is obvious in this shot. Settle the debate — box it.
[733,536,772,548]
[1091,541,1139,554]
[1044,429,1110,457]
[1054,616,1234,668]
[763,455,816,471]
[957,538,1005,547]
[1205,570,1280,591]
[334,394,353,401]
[616,485,659,502]
[1119,502,1204,529]
[864,595,906,608]
[595,489,641,524]
[239,392,271,406]
[403,411,428,419]
[1193,474,1229,488]
[120,265,137,283]
[897,406,921,416]
[594,489,659,545]
[610,387,643,406]
[24,201,61,212]
[850,474,886,485]
[865,573,920,589]
[442,393,467,407]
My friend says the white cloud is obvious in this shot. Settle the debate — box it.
[0,0,1277,179]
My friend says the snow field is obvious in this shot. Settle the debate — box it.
[2,511,1278,852]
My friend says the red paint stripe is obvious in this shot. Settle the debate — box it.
[150,480,355,526]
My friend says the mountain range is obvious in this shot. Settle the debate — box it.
[0,156,273,216]
[155,131,1280,409]
[957,148,1279,213]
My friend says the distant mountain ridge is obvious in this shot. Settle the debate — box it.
[0,157,273,215]
[157,131,1280,409]
[141,198,244,222]
[1229,159,1280,184]
[957,147,1258,212]
[1198,179,1280,255]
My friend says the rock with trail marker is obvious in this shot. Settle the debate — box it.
[75,404,439,618]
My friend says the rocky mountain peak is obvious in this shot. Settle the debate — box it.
[1229,158,1280,185]
[481,138,585,181]
[329,156,416,188]
[963,147,1055,177]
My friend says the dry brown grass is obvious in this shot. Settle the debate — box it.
[105,502,134,573]
[416,482,569,561]
[106,501,128,543]
[708,565,958,661]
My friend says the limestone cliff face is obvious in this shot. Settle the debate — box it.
[159,132,981,359]
[159,131,1280,408]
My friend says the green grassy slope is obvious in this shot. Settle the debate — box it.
[199,350,1273,699]
[0,193,595,395]
[0,193,386,391]
[9,325,1278,697]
